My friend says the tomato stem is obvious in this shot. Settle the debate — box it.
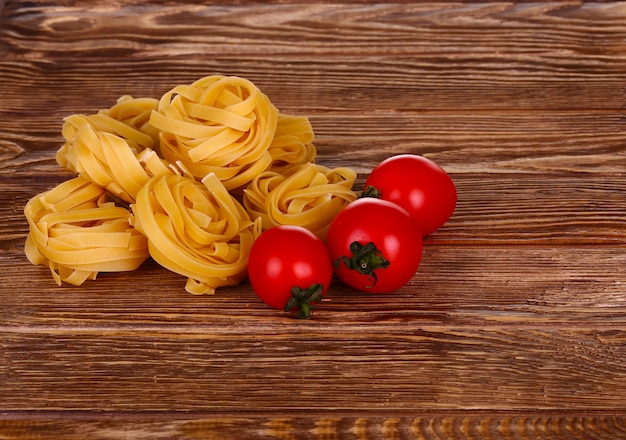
[360,185,381,199]
[284,283,324,319]
[334,241,390,288]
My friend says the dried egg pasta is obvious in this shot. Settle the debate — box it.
[58,122,175,204]
[25,74,356,294]
[150,75,278,190]
[103,95,161,149]
[131,173,261,295]
[24,176,150,286]
[268,113,317,172]
[244,162,357,239]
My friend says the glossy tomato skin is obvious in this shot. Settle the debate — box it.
[364,154,457,236]
[248,225,333,316]
[326,198,423,293]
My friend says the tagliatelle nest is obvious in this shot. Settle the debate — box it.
[243,162,358,240]
[24,176,150,286]
[57,96,176,204]
[150,75,279,191]
[130,173,262,295]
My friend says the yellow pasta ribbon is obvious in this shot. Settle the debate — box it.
[56,95,174,204]
[24,176,150,286]
[57,122,175,204]
[243,162,358,240]
[150,75,279,190]
[131,173,261,295]
[59,95,159,155]
[103,95,161,150]
[268,113,317,172]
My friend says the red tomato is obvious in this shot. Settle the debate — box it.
[248,225,333,318]
[363,154,457,236]
[326,198,423,293]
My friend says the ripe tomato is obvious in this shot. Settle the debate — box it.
[248,225,333,318]
[363,154,457,236]
[326,198,423,293]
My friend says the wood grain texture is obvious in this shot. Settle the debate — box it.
[2,0,626,438]
[1,414,625,440]
[2,327,626,411]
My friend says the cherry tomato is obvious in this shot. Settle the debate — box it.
[248,225,333,318]
[326,198,423,293]
[363,154,457,236]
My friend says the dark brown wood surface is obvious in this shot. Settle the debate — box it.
[2,1,626,438]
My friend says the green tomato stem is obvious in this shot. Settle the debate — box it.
[360,185,381,199]
[334,241,390,288]
[284,283,324,319]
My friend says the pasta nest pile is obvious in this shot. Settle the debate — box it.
[25,75,357,294]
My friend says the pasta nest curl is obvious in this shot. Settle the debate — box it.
[60,95,160,153]
[267,113,317,172]
[57,125,176,205]
[57,96,174,204]
[150,75,279,191]
[24,176,150,286]
[243,162,358,240]
[104,95,161,149]
[131,173,262,295]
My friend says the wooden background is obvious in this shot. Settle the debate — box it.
[2,1,626,438]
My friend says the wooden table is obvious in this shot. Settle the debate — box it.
[2,1,626,438]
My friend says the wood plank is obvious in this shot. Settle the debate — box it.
[3,57,626,116]
[4,3,626,59]
[2,327,626,412]
[2,3,626,113]
[0,413,625,440]
[312,113,626,175]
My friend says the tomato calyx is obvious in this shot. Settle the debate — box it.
[359,185,381,199]
[334,241,390,288]
[284,283,324,319]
